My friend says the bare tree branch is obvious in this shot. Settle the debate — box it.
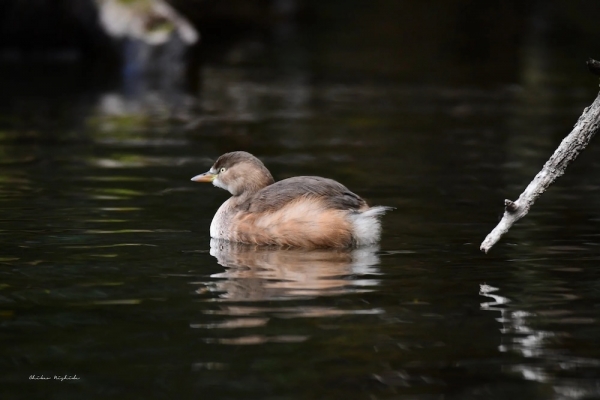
[481,66,600,253]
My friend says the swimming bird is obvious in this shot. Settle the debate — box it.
[191,151,391,248]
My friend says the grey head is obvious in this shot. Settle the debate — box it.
[191,151,275,196]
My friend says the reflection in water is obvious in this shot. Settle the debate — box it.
[208,239,381,300]
[192,240,383,346]
[480,284,600,399]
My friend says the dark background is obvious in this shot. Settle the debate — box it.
[3,1,600,399]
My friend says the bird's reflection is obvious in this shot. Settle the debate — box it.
[208,239,382,302]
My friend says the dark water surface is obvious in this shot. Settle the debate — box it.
[3,2,600,399]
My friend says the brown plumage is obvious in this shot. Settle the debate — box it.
[191,151,391,248]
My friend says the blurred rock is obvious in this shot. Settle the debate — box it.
[95,0,199,45]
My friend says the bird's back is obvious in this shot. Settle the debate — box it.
[243,176,368,213]
[212,176,389,247]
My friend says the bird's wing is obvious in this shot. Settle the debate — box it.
[245,176,367,213]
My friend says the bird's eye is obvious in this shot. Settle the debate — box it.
[220,167,226,173]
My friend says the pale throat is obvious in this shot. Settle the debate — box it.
[212,176,229,192]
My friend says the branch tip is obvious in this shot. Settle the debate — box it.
[587,58,600,77]
[504,199,517,212]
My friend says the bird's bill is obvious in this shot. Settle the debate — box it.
[191,172,216,182]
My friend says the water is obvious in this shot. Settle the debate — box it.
[3,1,600,399]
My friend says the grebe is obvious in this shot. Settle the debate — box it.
[191,151,390,247]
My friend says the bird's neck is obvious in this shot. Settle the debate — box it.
[232,174,274,198]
